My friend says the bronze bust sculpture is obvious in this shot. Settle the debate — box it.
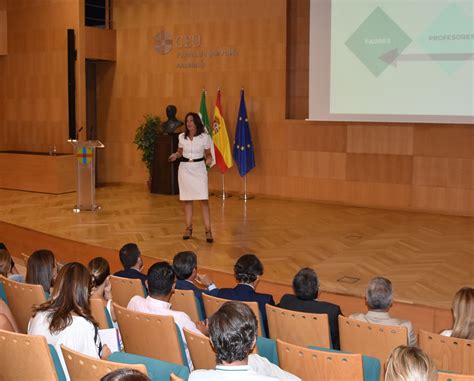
[161,105,184,134]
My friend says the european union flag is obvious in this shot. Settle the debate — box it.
[233,90,255,177]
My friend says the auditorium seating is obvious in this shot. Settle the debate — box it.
[0,328,64,380]
[183,327,216,369]
[202,293,264,336]
[266,304,331,348]
[170,289,203,321]
[110,275,145,307]
[1,249,473,380]
[339,316,407,371]
[0,275,47,333]
[419,330,474,375]
[90,298,112,329]
[114,303,187,367]
[61,344,148,380]
[277,338,364,380]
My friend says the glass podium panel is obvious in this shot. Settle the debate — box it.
[68,140,104,212]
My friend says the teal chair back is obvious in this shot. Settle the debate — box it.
[109,351,190,381]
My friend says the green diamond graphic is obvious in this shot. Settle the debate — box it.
[345,7,412,77]
[417,4,474,75]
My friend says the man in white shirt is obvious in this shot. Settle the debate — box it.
[127,261,207,370]
[349,276,417,347]
[189,301,300,381]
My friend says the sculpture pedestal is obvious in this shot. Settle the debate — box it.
[151,133,179,195]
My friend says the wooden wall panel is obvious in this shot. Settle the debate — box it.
[287,151,346,180]
[347,125,414,155]
[286,121,347,152]
[413,157,474,189]
[412,186,474,215]
[414,125,474,159]
[286,0,309,119]
[0,1,6,55]
[85,26,116,61]
[346,153,413,184]
[345,182,412,208]
[0,0,79,154]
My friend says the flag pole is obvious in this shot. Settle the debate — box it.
[240,175,254,201]
[216,173,231,199]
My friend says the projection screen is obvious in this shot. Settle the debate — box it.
[308,0,474,123]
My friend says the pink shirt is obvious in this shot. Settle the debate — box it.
[127,295,202,369]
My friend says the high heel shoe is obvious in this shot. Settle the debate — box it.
[183,225,193,240]
[205,230,214,243]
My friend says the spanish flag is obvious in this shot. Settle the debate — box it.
[212,89,233,173]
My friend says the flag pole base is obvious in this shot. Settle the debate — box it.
[216,192,231,200]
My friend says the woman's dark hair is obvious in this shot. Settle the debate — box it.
[172,251,197,280]
[119,243,140,269]
[184,112,205,139]
[100,368,150,381]
[25,250,56,293]
[293,267,319,300]
[234,254,263,284]
[209,301,257,364]
[88,257,111,289]
[34,262,96,334]
[147,262,175,297]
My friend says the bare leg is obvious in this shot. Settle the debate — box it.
[184,201,193,229]
[200,200,211,232]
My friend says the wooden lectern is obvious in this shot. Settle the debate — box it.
[68,140,104,212]
[151,133,179,195]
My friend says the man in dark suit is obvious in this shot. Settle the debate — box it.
[173,251,219,318]
[113,243,147,288]
[217,254,275,336]
[278,268,342,349]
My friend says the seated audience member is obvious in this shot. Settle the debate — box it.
[385,345,436,381]
[350,277,417,346]
[440,286,473,339]
[0,247,23,282]
[173,251,219,316]
[88,257,116,325]
[190,301,300,380]
[127,261,207,369]
[114,243,147,288]
[28,262,111,377]
[0,299,19,332]
[217,254,275,335]
[25,249,57,296]
[101,368,150,381]
[278,267,342,349]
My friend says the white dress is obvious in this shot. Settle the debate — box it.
[178,132,212,201]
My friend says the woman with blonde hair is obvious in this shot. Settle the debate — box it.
[440,286,474,339]
[385,346,436,381]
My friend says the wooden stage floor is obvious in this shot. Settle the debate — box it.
[0,184,472,309]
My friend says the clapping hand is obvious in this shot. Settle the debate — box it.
[196,273,213,287]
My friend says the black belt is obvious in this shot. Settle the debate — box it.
[181,157,204,162]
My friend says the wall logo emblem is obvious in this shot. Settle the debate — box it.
[154,31,173,54]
